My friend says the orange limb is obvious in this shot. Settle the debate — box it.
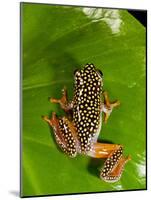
[88,142,130,182]
[42,113,78,157]
[42,112,57,127]
[102,91,120,123]
[87,142,121,158]
[42,112,66,149]
[50,87,73,113]
[100,154,131,182]
[107,155,131,176]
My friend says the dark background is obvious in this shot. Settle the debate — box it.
[128,10,147,27]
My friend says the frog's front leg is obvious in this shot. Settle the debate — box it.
[88,143,131,182]
[42,113,78,157]
[102,91,120,123]
[50,87,73,114]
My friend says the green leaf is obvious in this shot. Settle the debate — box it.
[21,3,146,197]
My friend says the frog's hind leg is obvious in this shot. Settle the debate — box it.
[100,147,131,182]
[42,113,77,158]
[102,91,120,123]
[87,143,130,182]
[50,87,73,114]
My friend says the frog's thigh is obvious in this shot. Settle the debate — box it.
[43,113,77,157]
[87,142,121,158]
[50,87,73,113]
[101,91,120,123]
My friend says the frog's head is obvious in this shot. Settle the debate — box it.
[74,63,103,88]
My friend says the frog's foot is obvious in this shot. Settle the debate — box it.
[50,87,73,113]
[42,112,57,127]
[87,143,130,182]
[102,91,120,123]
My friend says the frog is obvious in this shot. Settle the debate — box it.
[42,63,130,182]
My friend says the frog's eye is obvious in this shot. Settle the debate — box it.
[98,70,103,77]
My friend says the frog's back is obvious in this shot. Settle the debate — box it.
[73,64,103,153]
